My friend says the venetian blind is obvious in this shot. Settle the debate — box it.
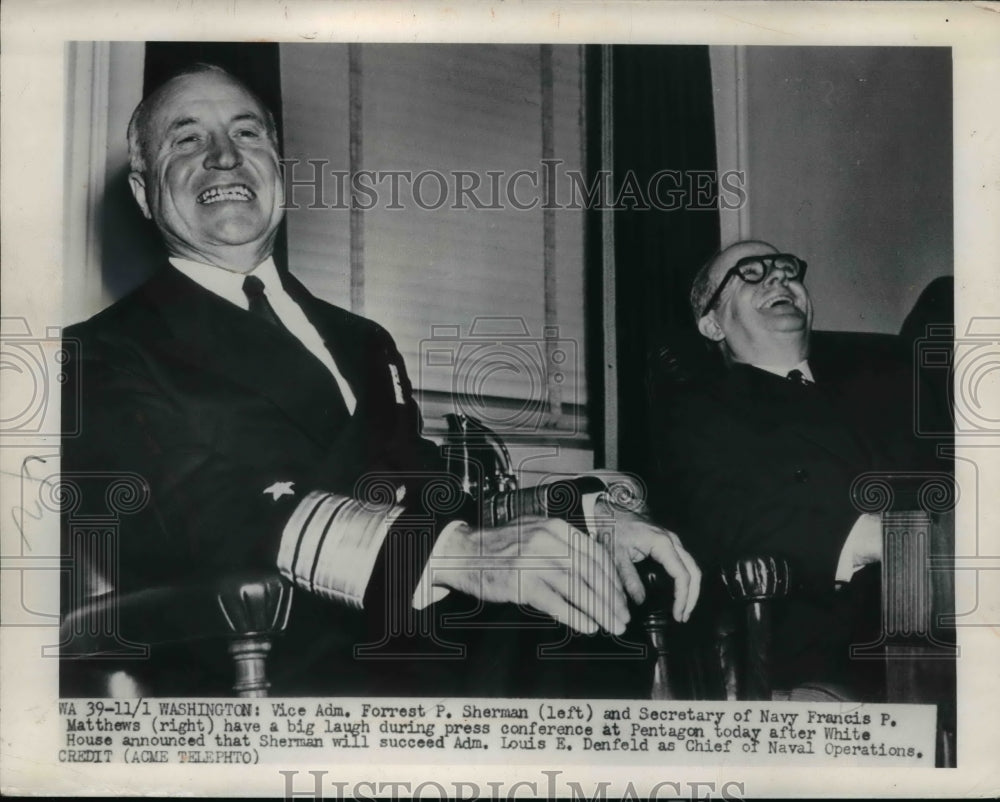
[280,44,587,437]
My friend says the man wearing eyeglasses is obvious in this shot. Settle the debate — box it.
[693,243,813,371]
[650,239,929,698]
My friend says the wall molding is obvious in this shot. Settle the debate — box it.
[63,42,144,325]
[709,45,750,248]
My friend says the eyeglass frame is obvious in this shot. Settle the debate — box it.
[700,253,808,318]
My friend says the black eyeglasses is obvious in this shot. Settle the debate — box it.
[701,254,807,317]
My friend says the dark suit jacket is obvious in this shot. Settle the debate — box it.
[62,264,654,697]
[649,346,932,692]
[62,264,463,693]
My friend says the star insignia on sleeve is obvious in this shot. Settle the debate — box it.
[263,481,295,500]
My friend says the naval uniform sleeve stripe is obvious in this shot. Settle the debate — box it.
[309,501,406,610]
[308,496,353,593]
[278,485,408,610]
[291,493,332,576]
[291,493,340,580]
[278,490,329,584]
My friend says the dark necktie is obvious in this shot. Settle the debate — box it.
[243,274,352,421]
[243,274,288,332]
[786,368,813,386]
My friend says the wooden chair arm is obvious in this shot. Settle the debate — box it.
[636,554,790,701]
[59,572,293,697]
[720,556,792,700]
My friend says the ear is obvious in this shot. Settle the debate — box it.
[128,172,152,220]
[697,312,725,343]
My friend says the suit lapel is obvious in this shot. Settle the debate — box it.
[139,265,351,447]
[280,273,373,404]
[728,363,873,469]
[280,272,417,483]
[282,272,406,424]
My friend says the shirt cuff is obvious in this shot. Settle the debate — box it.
[277,489,405,609]
[580,492,604,536]
[411,519,470,610]
[835,513,883,583]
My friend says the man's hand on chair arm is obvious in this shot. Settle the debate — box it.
[428,517,629,636]
[433,501,701,635]
[591,498,701,623]
[428,503,701,638]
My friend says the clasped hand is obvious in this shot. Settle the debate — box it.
[436,502,700,636]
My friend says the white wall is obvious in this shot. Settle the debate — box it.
[63,42,145,324]
[714,47,952,334]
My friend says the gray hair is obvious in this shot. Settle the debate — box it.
[689,250,722,322]
[126,63,278,174]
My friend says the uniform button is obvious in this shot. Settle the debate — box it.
[794,468,809,483]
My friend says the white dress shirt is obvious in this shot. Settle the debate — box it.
[169,256,357,414]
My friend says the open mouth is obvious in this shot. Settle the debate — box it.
[763,295,795,309]
[197,184,255,205]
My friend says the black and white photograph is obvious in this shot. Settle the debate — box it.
[2,1,999,798]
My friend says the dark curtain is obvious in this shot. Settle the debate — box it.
[102,43,286,301]
[586,46,720,478]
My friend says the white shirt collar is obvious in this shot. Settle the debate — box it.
[750,358,814,383]
[167,254,359,414]
[168,256,281,310]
